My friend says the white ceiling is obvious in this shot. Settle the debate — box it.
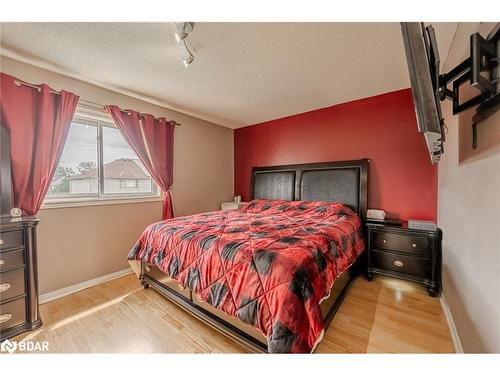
[0,22,457,128]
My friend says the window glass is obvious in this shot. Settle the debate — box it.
[47,121,98,197]
[102,126,153,195]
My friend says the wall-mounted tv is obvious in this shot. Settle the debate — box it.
[402,22,499,160]
[401,22,444,164]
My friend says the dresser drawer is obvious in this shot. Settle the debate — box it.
[0,297,26,331]
[0,230,24,251]
[0,268,26,302]
[0,249,25,272]
[371,250,429,279]
[372,231,428,257]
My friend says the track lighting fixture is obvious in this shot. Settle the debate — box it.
[175,22,195,67]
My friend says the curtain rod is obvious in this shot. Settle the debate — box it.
[14,79,60,95]
[13,80,181,127]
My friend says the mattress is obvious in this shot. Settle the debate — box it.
[128,199,365,353]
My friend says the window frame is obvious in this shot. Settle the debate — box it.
[43,104,160,208]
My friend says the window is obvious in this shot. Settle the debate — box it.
[45,105,159,205]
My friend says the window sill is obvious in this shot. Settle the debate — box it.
[41,196,163,210]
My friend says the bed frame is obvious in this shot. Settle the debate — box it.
[139,159,369,353]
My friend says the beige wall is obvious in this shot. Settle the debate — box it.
[1,56,234,294]
[438,23,500,352]
[37,202,162,294]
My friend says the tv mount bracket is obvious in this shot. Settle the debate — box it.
[437,24,500,149]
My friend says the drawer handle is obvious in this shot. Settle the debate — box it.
[0,259,4,265]
[411,243,417,248]
[382,239,387,244]
[0,283,11,293]
[0,239,4,245]
[393,260,404,267]
[0,313,12,323]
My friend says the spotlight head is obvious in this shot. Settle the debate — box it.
[183,55,194,67]
[174,32,188,43]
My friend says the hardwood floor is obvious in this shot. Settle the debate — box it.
[13,274,454,353]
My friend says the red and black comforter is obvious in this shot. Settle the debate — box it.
[128,199,365,353]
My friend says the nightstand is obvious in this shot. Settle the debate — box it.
[365,222,442,297]
[221,202,246,211]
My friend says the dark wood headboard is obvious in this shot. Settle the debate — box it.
[251,159,368,220]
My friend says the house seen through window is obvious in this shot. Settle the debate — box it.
[46,109,158,203]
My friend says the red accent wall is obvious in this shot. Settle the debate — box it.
[234,88,437,221]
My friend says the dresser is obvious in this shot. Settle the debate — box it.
[0,217,41,340]
[365,222,442,296]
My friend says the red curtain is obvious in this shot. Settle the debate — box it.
[106,105,175,220]
[0,73,79,216]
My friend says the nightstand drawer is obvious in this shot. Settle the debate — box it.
[371,250,429,279]
[372,231,428,256]
[0,230,24,251]
[0,268,26,302]
[0,249,25,272]
[0,297,26,331]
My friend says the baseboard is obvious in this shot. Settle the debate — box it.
[440,292,464,353]
[39,268,133,304]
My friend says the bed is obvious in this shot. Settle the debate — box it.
[128,159,369,353]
